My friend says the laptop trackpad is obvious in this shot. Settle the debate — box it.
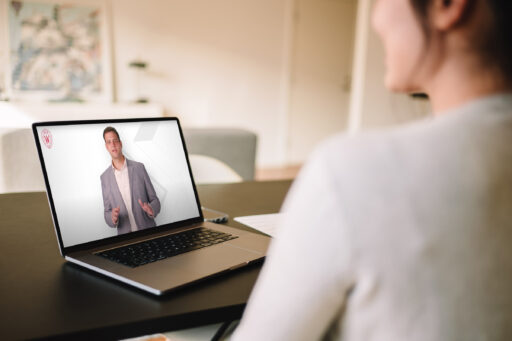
[127,239,267,292]
[184,243,263,278]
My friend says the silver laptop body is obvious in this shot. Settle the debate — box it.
[33,117,270,295]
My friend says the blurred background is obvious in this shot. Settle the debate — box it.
[0,0,430,193]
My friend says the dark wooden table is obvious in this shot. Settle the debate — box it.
[0,180,292,340]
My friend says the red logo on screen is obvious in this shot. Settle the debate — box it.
[41,129,53,149]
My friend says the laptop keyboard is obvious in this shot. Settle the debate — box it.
[96,227,238,268]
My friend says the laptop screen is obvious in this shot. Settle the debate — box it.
[34,119,201,248]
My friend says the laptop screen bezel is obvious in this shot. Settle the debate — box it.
[32,117,205,256]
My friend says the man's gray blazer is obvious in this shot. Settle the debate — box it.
[100,159,161,235]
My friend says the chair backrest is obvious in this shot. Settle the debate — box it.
[1,128,44,192]
[182,128,257,181]
[188,154,242,184]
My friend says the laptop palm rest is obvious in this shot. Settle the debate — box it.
[68,233,268,295]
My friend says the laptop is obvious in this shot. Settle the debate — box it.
[32,117,270,295]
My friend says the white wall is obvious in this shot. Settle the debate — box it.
[0,0,292,167]
[288,0,356,164]
[0,0,431,174]
[111,0,290,167]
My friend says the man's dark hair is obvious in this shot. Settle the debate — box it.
[409,0,512,83]
[103,126,120,141]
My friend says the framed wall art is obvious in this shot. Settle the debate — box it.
[1,0,112,102]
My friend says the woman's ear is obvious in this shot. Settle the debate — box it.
[431,0,471,30]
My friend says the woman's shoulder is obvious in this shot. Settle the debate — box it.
[318,92,512,158]
[312,117,434,166]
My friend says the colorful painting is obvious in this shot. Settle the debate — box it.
[6,0,111,101]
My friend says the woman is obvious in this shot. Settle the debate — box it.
[233,0,512,340]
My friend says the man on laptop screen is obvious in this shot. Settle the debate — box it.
[101,126,161,235]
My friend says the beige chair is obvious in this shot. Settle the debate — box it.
[182,128,257,181]
[188,154,242,184]
[1,128,43,192]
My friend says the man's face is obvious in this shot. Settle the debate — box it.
[104,131,123,160]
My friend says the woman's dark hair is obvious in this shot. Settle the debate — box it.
[409,0,512,82]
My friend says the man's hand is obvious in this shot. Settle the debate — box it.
[138,199,154,217]
[111,206,120,225]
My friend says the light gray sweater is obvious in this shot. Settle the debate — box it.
[233,94,512,340]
